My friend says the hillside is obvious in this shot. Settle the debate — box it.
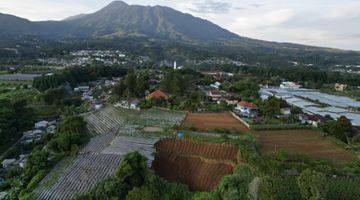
[0,1,359,66]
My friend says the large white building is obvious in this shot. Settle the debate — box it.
[280,82,301,89]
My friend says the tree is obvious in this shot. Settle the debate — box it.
[115,151,148,188]
[298,169,327,200]
[329,116,352,143]
[126,186,159,200]
[259,96,282,117]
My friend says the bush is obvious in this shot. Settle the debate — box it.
[258,176,301,200]
[326,177,360,200]
[115,151,148,187]
[126,186,160,200]
[298,169,327,200]
[212,165,257,200]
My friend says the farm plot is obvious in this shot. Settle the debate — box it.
[181,112,249,132]
[84,106,186,136]
[255,130,357,163]
[35,134,158,200]
[36,153,121,200]
[84,106,126,136]
[152,138,239,191]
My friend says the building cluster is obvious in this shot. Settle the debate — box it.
[37,50,134,67]
[74,77,121,110]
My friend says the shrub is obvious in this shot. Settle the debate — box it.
[258,176,301,200]
[298,169,327,200]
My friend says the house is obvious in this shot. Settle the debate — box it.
[74,86,90,92]
[35,121,49,129]
[17,155,28,168]
[130,99,140,110]
[22,130,43,144]
[207,90,222,103]
[280,82,301,89]
[235,101,258,117]
[300,114,326,127]
[335,83,347,91]
[0,192,7,200]
[281,105,292,116]
[224,94,239,105]
[94,100,104,110]
[210,82,221,89]
[147,90,169,100]
[1,159,16,169]
[46,125,56,134]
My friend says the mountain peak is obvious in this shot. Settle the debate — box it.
[106,1,129,8]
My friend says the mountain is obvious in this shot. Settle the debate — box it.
[62,14,87,21]
[0,1,359,66]
[0,1,240,42]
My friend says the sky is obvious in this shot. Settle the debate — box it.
[0,0,360,51]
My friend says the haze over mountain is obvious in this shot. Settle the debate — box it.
[0,0,359,57]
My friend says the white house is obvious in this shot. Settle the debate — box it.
[130,99,140,110]
[17,155,28,168]
[35,121,49,129]
[210,82,221,89]
[74,86,90,92]
[280,82,301,89]
[1,159,16,169]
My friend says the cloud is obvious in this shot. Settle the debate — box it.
[186,0,232,14]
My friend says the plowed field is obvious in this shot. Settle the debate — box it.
[181,112,249,132]
[152,138,239,191]
[255,130,356,163]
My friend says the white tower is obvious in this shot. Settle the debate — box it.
[174,61,177,70]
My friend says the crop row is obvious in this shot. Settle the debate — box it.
[36,153,122,200]
[154,138,238,161]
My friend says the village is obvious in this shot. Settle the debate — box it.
[0,61,360,199]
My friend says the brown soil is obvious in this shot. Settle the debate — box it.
[181,112,249,132]
[254,130,357,163]
[152,138,239,191]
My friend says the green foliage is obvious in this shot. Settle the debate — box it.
[33,66,126,91]
[326,177,360,200]
[0,98,36,154]
[48,116,88,154]
[258,176,301,200]
[343,160,360,175]
[22,149,51,183]
[213,165,257,200]
[126,186,160,200]
[192,192,215,200]
[42,87,68,105]
[112,70,149,100]
[160,69,198,97]
[259,96,283,117]
[225,78,260,100]
[297,169,327,200]
[115,151,148,187]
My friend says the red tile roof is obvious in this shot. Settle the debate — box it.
[148,90,169,99]
[238,101,257,108]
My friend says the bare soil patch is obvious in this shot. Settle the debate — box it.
[254,130,357,163]
[181,112,249,132]
[142,126,164,133]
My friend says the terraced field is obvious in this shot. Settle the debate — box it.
[35,106,187,199]
[152,138,239,191]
